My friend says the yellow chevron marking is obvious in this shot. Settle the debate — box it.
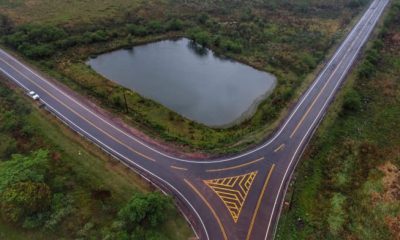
[204,171,257,223]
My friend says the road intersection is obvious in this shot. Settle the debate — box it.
[0,0,389,239]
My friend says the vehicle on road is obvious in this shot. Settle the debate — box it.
[28,91,40,100]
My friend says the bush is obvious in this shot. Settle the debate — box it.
[4,24,66,59]
[118,192,173,231]
[0,134,17,160]
[55,36,79,49]
[188,29,210,46]
[44,193,74,231]
[342,89,361,113]
[167,19,184,31]
[0,14,13,35]
[126,24,148,36]
[0,149,49,191]
[147,21,164,34]
[18,43,55,59]
[197,13,209,25]
[90,30,109,42]
[0,182,51,224]
[24,25,67,43]
[358,60,375,79]
[102,192,173,239]
[220,39,243,53]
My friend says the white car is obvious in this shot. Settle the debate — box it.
[28,91,40,100]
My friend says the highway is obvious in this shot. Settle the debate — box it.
[0,0,389,239]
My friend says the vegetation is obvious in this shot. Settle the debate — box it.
[0,80,192,239]
[0,0,373,154]
[277,2,400,239]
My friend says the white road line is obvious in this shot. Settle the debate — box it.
[0,68,208,240]
[264,1,388,239]
[0,4,375,164]
[0,0,386,239]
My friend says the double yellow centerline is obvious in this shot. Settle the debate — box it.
[290,11,374,139]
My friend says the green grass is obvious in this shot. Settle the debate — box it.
[28,108,152,203]
[0,80,193,239]
[0,0,148,25]
[276,1,400,239]
[0,220,57,240]
[0,0,372,155]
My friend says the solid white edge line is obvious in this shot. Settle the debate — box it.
[0,0,385,239]
[0,5,372,164]
[0,68,208,240]
[264,1,388,239]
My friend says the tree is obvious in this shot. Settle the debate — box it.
[118,192,173,231]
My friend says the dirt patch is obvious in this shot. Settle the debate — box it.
[379,77,398,99]
[392,33,400,45]
[378,162,400,203]
[385,215,400,240]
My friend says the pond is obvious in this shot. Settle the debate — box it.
[87,38,276,127]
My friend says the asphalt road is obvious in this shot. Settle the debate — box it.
[0,0,389,239]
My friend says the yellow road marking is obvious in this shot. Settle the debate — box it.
[246,164,275,240]
[290,22,364,139]
[170,166,188,171]
[0,57,156,162]
[206,157,264,172]
[274,144,285,153]
[290,69,333,139]
[184,179,228,240]
[204,172,257,223]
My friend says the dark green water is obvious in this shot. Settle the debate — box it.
[88,38,276,127]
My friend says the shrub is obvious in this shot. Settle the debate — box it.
[358,60,375,79]
[79,30,109,44]
[118,192,173,231]
[4,24,66,59]
[0,14,13,35]
[0,134,17,160]
[342,89,362,113]
[188,29,210,46]
[90,30,109,42]
[220,39,243,53]
[167,18,184,31]
[126,24,148,36]
[197,13,209,25]
[0,182,51,224]
[147,21,164,34]
[0,149,49,191]
[18,43,55,59]
[24,25,67,43]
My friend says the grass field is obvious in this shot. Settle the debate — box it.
[0,0,372,155]
[0,79,193,239]
[276,1,400,239]
[0,0,145,25]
